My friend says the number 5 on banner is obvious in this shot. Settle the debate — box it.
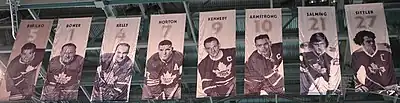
[28,29,38,42]
[254,19,272,33]
[309,17,326,31]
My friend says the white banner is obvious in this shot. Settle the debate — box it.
[244,8,284,95]
[40,17,92,101]
[1,20,53,101]
[196,10,236,98]
[90,17,141,102]
[142,13,186,100]
[345,3,396,93]
[298,7,341,95]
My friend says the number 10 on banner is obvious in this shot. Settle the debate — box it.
[254,19,272,33]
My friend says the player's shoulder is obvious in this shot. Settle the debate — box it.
[271,42,283,48]
[248,50,260,61]
[377,43,391,53]
[221,48,236,55]
[173,50,184,58]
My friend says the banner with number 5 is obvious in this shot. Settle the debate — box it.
[298,7,341,95]
[345,3,397,94]
[40,17,92,101]
[244,8,285,95]
[90,17,141,102]
[1,20,53,101]
[197,10,236,98]
[142,13,186,100]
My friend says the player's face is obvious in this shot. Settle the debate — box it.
[311,41,326,55]
[21,49,35,63]
[60,46,76,63]
[255,38,271,54]
[204,40,220,58]
[362,36,376,51]
[114,45,129,62]
[158,45,173,61]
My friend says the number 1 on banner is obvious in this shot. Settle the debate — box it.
[309,17,326,31]
[68,29,75,41]
[254,19,272,33]
[162,25,172,38]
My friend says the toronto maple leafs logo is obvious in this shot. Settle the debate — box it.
[213,62,232,78]
[161,71,176,85]
[368,63,386,76]
[54,72,71,84]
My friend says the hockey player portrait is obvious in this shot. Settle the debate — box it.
[352,30,397,94]
[244,34,284,95]
[198,37,236,97]
[299,32,341,95]
[143,40,183,100]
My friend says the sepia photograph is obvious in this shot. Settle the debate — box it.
[298,7,341,95]
[244,9,285,95]
[142,14,186,100]
[40,17,92,101]
[2,20,53,101]
[91,17,141,102]
[196,10,236,98]
[345,3,397,95]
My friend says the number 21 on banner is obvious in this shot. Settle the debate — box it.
[309,17,326,31]
[254,19,272,33]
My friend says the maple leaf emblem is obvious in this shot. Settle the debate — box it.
[213,62,232,78]
[54,72,71,84]
[368,63,386,76]
[161,71,176,85]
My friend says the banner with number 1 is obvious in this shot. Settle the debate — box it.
[345,3,397,94]
[142,13,186,100]
[244,8,285,95]
[40,17,92,101]
[298,7,341,95]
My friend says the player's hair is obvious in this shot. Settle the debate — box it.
[61,43,77,51]
[158,40,173,47]
[309,32,329,48]
[203,37,219,47]
[353,30,376,46]
[254,34,270,44]
[116,43,130,50]
[21,42,36,52]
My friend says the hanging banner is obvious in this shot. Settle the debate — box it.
[142,13,186,100]
[244,8,284,95]
[0,20,53,101]
[345,3,397,94]
[90,17,141,102]
[196,10,236,98]
[298,7,341,95]
[40,17,92,101]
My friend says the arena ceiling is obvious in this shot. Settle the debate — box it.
[0,0,399,102]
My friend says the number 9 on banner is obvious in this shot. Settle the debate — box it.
[212,22,223,35]
[254,19,272,33]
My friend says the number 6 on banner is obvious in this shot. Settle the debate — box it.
[309,17,326,31]
[254,19,272,33]
[212,22,223,35]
